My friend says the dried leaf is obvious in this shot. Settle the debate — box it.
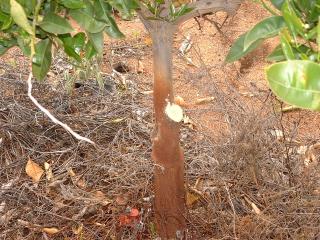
[1,178,17,192]
[115,194,129,206]
[179,35,192,55]
[25,158,44,183]
[44,162,53,181]
[141,90,153,95]
[68,168,76,177]
[0,202,6,213]
[72,223,83,235]
[183,116,195,130]
[244,196,261,215]
[137,60,145,73]
[94,191,111,206]
[270,129,283,140]
[119,208,140,226]
[174,96,187,107]
[42,227,59,234]
[195,97,215,105]
[186,191,200,206]
[144,36,152,46]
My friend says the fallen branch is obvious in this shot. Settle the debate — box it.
[27,72,95,145]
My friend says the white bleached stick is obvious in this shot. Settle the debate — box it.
[27,72,95,145]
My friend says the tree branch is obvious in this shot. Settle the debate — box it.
[173,0,243,25]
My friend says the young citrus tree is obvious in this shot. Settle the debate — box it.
[1,0,242,238]
[226,0,320,111]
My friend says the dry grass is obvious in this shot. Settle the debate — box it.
[0,30,320,240]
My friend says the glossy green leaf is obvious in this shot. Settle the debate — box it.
[73,32,86,53]
[59,34,81,61]
[267,60,320,111]
[225,33,263,62]
[70,5,106,33]
[244,16,286,51]
[10,0,33,35]
[39,12,73,34]
[281,0,304,39]
[59,32,86,61]
[32,38,52,80]
[94,0,124,38]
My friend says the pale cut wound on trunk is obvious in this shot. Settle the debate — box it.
[165,101,184,122]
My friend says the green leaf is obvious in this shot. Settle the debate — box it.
[17,35,31,56]
[279,30,295,60]
[0,0,11,14]
[281,0,305,39]
[87,31,104,54]
[270,0,285,10]
[94,0,124,38]
[69,1,106,33]
[59,32,86,62]
[267,45,286,62]
[317,16,320,61]
[267,44,314,62]
[109,0,139,19]
[243,16,286,51]
[32,38,52,80]
[84,40,96,59]
[59,34,81,61]
[0,38,17,55]
[58,0,85,9]
[73,32,86,53]
[10,0,33,35]
[39,12,73,34]
[267,60,320,111]
[0,11,13,30]
[225,33,263,62]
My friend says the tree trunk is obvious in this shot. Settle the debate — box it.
[149,22,186,239]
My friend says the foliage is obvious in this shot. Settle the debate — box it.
[0,0,194,81]
[0,0,139,80]
[226,0,320,111]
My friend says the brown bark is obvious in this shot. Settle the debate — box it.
[150,22,186,239]
[136,1,243,238]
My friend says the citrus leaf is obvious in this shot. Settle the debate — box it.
[225,32,263,62]
[244,16,286,51]
[84,40,96,59]
[39,12,73,34]
[87,31,104,54]
[32,38,52,80]
[58,0,85,9]
[10,0,33,35]
[69,3,106,33]
[281,1,304,39]
[267,60,320,111]
[94,0,124,38]
[270,0,285,10]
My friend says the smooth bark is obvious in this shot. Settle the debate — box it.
[137,1,243,238]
